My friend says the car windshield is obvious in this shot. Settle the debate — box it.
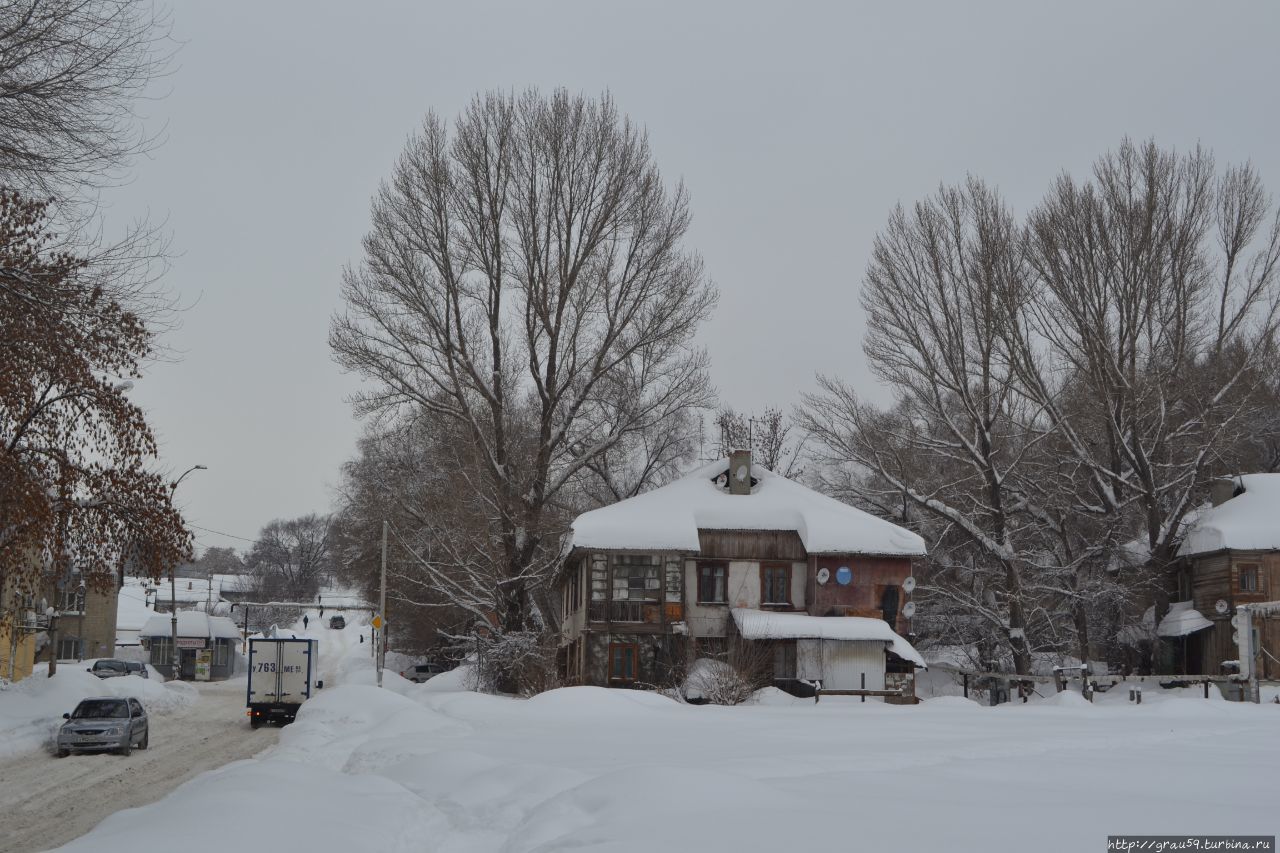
[93,661,127,672]
[72,699,129,719]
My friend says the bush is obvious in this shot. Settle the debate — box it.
[470,631,559,697]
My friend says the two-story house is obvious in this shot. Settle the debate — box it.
[556,451,927,697]
[1174,474,1280,678]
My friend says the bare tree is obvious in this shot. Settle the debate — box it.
[245,515,332,602]
[713,406,805,477]
[330,89,717,670]
[801,179,1044,673]
[1006,140,1280,659]
[0,0,172,199]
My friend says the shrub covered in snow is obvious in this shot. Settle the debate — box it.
[471,631,559,697]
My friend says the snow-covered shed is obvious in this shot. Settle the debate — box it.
[556,452,927,698]
[141,611,241,681]
[1168,474,1280,677]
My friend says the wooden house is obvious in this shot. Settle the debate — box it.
[555,451,927,697]
[1174,474,1280,678]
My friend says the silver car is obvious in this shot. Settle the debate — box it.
[56,697,149,757]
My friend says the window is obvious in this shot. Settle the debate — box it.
[696,636,727,659]
[612,555,660,601]
[58,586,85,615]
[57,635,81,660]
[879,585,900,625]
[149,637,173,666]
[129,699,144,717]
[1239,564,1260,593]
[697,563,727,604]
[570,562,582,612]
[761,564,791,606]
[609,642,638,683]
[773,642,797,680]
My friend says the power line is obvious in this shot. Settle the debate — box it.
[188,523,262,545]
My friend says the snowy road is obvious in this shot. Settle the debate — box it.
[0,678,277,853]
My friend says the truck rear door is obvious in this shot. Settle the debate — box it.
[277,641,313,703]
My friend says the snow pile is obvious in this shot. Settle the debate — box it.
[1179,473,1280,556]
[732,607,927,666]
[570,458,926,555]
[0,665,196,758]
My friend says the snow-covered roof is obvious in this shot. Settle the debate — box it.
[570,459,926,556]
[140,610,241,640]
[115,586,157,632]
[731,608,926,667]
[1179,474,1280,557]
[1121,600,1214,645]
[1155,603,1214,638]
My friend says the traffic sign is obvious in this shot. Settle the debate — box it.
[371,614,384,630]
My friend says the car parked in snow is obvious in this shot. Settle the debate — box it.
[87,659,149,679]
[57,697,149,756]
[401,662,447,683]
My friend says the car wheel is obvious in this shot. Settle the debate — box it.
[139,730,149,750]
[118,740,131,757]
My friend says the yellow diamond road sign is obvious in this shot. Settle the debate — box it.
[371,614,384,630]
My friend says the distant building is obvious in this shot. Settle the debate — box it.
[140,610,241,681]
[555,451,927,698]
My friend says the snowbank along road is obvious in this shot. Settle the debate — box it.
[0,678,279,853]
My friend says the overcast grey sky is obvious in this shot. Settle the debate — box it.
[111,1,1280,554]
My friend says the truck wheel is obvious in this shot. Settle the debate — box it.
[56,748,69,758]
[250,716,262,730]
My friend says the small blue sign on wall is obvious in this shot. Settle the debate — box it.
[835,566,852,585]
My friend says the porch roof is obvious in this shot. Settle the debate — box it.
[731,608,926,667]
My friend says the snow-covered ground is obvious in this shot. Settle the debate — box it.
[55,637,1280,853]
[0,661,195,760]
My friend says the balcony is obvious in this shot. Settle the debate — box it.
[587,600,685,625]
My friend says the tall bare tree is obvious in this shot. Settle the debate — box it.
[801,179,1044,673]
[330,90,716,650]
[1006,140,1280,649]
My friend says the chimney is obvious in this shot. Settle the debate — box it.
[729,449,753,495]
[1209,477,1243,507]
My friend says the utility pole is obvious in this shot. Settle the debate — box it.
[377,520,387,688]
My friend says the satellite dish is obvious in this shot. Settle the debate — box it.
[1215,599,1230,615]
[816,568,830,585]
[903,601,917,618]
[835,566,853,586]
[902,576,917,594]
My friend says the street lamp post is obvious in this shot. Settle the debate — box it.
[169,465,206,680]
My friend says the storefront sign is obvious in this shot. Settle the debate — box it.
[175,637,207,649]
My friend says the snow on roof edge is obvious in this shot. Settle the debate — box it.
[569,459,926,557]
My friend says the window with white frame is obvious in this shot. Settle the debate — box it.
[612,554,661,601]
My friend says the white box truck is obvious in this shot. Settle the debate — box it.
[246,637,320,727]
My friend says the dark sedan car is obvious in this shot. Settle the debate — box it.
[56,697,149,756]
[87,659,148,679]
